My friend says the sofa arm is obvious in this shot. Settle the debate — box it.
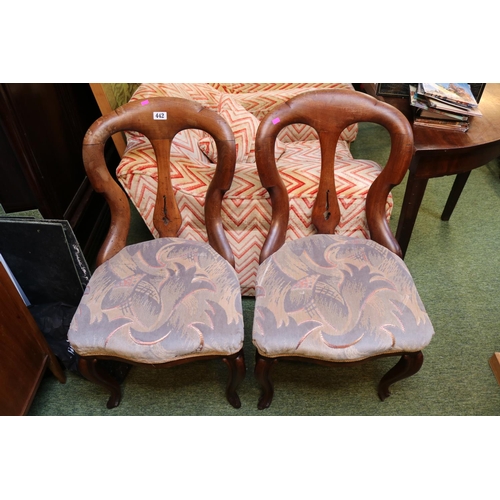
[224,84,359,143]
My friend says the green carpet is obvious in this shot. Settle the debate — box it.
[24,122,500,415]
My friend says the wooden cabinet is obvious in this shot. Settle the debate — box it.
[0,262,66,416]
[0,83,120,265]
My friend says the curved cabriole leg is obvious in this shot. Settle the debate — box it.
[222,349,246,409]
[78,357,122,409]
[378,351,424,401]
[254,351,277,410]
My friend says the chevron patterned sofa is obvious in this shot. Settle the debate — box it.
[116,83,393,296]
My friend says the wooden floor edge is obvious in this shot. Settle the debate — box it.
[488,353,500,386]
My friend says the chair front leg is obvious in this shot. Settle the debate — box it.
[378,351,424,401]
[78,357,122,409]
[223,348,246,409]
[254,351,277,410]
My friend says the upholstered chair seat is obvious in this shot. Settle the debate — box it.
[69,238,243,364]
[253,234,434,362]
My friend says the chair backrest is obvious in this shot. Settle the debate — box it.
[82,97,237,267]
[254,89,414,262]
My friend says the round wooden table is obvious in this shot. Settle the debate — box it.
[366,83,500,257]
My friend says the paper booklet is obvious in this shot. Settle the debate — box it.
[420,83,478,108]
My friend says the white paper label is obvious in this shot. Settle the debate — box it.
[153,112,167,120]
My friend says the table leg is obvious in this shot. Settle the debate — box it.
[395,173,429,258]
[440,171,471,221]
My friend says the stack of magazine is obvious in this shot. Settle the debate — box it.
[409,83,482,132]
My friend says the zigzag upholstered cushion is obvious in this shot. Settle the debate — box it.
[68,238,244,363]
[198,95,286,163]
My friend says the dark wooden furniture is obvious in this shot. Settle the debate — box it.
[489,353,500,385]
[69,97,245,409]
[0,83,120,264]
[0,261,66,416]
[363,83,500,257]
[252,90,434,409]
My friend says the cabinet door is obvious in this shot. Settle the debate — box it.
[0,262,65,416]
[0,120,37,212]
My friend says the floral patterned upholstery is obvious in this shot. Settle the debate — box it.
[68,238,244,364]
[253,235,434,362]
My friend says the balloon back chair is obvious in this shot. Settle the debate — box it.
[67,97,246,409]
[252,89,435,409]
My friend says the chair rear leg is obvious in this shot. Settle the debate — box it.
[254,351,277,410]
[223,349,246,409]
[378,351,424,401]
[78,357,122,409]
